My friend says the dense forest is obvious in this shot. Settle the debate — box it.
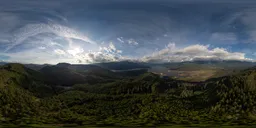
[1,62,256,127]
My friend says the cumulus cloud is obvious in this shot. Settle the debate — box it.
[100,42,122,54]
[2,41,253,64]
[49,42,124,64]
[85,52,121,63]
[81,42,124,63]
[127,39,139,45]
[117,37,124,43]
[2,41,124,64]
[142,43,251,63]
[2,0,256,64]
[109,42,116,51]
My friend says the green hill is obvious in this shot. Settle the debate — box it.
[0,63,54,97]
[203,67,256,111]
[1,63,256,126]
[40,63,122,86]
[40,65,89,86]
[72,72,162,95]
[40,63,149,87]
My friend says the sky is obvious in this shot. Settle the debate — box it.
[1,0,256,64]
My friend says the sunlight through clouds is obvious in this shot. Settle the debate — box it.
[5,23,96,52]
[1,0,256,64]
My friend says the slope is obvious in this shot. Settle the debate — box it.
[0,63,54,97]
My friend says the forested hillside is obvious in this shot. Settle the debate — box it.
[1,63,256,127]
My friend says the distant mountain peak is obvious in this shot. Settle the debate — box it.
[56,63,71,67]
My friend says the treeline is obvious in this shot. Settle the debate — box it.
[1,64,256,126]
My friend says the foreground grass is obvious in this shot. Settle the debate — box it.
[1,124,256,128]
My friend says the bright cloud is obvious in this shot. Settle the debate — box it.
[54,49,66,55]
[67,47,84,56]
[38,46,46,50]
[117,37,139,46]
[49,42,63,47]
[142,43,251,63]
[1,41,253,64]
[81,42,124,63]
[2,0,256,64]
[117,37,124,43]
[5,23,95,51]
[100,42,122,54]
[127,39,139,45]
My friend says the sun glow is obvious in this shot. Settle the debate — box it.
[67,47,84,56]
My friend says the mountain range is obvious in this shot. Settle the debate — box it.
[1,60,256,127]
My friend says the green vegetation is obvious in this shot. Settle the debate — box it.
[1,63,256,127]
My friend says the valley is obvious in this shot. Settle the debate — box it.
[148,61,256,82]
[2,0,256,127]
[1,61,256,127]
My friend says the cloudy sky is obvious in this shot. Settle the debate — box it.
[1,0,256,64]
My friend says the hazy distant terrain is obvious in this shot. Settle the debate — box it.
[149,61,256,82]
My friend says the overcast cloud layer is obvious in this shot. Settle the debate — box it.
[1,0,256,64]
